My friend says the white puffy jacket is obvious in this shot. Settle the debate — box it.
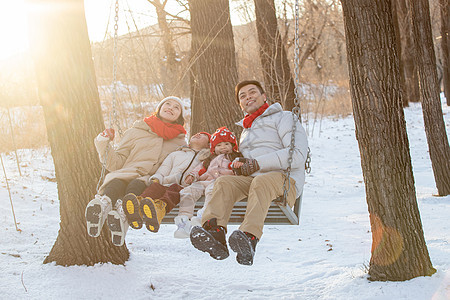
[149,146,210,187]
[237,102,308,198]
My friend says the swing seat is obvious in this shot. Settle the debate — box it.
[162,195,302,225]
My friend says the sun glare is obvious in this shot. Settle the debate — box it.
[0,1,29,60]
[0,0,247,62]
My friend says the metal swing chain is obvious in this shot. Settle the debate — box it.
[281,0,311,205]
[292,0,311,175]
[112,0,123,137]
[96,0,121,193]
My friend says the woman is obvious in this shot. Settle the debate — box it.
[85,96,187,246]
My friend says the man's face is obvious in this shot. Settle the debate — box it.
[238,84,266,114]
[189,133,210,149]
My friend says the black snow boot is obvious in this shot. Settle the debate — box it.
[190,218,229,260]
[228,230,259,266]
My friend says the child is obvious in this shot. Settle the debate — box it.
[121,132,211,234]
[174,127,242,238]
[85,96,187,247]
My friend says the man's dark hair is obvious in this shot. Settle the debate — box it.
[235,80,265,104]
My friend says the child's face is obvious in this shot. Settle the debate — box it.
[214,142,233,155]
[190,133,210,149]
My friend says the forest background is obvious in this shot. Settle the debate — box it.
[0,0,446,152]
[0,0,449,289]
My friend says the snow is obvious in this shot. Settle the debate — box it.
[1,97,449,300]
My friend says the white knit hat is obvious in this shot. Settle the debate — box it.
[156,96,186,120]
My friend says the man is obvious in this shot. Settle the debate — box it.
[190,80,308,265]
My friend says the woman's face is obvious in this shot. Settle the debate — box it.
[159,99,182,123]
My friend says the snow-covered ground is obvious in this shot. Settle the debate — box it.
[0,98,449,299]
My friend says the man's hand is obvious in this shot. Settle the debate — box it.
[232,157,260,176]
[184,174,195,185]
[100,128,115,141]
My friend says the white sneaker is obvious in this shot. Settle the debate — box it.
[85,194,112,237]
[197,207,205,219]
[107,199,129,246]
[190,216,202,228]
[174,215,191,239]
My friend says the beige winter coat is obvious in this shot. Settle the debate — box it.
[95,119,186,193]
[149,146,210,187]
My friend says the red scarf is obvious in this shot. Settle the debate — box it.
[243,103,269,128]
[144,115,186,140]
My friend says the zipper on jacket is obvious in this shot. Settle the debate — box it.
[179,150,199,185]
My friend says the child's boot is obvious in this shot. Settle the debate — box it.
[140,197,167,233]
[174,215,191,239]
[190,218,229,260]
[85,194,112,237]
[228,230,259,266]
[122,193,143,229]
[107,199,129,246]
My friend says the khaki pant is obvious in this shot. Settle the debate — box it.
[202,172,296,239]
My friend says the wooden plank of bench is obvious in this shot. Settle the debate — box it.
[161,196,302,225]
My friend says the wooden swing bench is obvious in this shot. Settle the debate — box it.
[162,195,302,225]
[100,0,308,227]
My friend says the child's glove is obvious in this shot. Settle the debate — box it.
[184,174,195,185]
[198,167,207,176]
[232,157,260,176]
[148,178,159,185]
[100,128,115,141]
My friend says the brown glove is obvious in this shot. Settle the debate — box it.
[233,157,260,176]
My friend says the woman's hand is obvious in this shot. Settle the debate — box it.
[100,128,115,141]
[184,174,194,185]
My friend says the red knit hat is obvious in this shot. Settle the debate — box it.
[210,127,238,154]
[198,131,212,141]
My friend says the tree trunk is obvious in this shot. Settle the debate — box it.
[440,0,450,103]
[391,0,408,107]
[254,0,296,110]
[409,0,450,196]
[397,0,421,103]
[189,0,242,135]
[341,0,435,281]
[154,0,179,95]
[27,0,129,265]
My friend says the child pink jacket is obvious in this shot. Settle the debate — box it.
[190,154,234,182]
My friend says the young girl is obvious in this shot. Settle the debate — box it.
[121,132,211,234]
[85,96,187,247]
[174,127,242,238]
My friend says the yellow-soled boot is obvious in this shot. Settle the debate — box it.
[140,197,167,233]
[122,193,143,229]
